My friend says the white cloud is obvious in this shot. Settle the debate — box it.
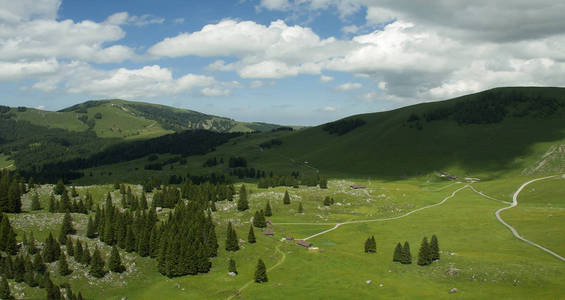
[322,106,336,111]
[173,18,185,24]
[341,25,359,34]
[0,0,61,22]
[0,59,59,81]
[335,82,362,91]
[320,75,334,82]
[366,6,396,25]
[249,80,276,88]
[258,0,291,10]
[106,12,164,27]
[201,87,231,97]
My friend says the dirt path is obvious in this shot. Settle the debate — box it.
[468,185,512,204]
[226,244,286,300]
[495,175,565,262]
[294,185,470,241]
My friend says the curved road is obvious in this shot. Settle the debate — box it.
[495,175,565,262]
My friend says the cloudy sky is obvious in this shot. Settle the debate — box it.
[1,0,564,125]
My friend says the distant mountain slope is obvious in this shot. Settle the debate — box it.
[57,99,282,137]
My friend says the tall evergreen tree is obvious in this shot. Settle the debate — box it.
[248,225,256,243]
[253,210,266,228]
[298,202,303,213]
[228,258,237,274]
[401,241,412,264]
[125,226,136,253]
[0,276,14,300]
[48,195,56,213]
[393,242,403,262]
[6,180,21,213]
[43,233,60,263]
[0,214,17,255]
[108,246,125,273]
[32,254,46,274]
[89,247,106,278]
[254,259,268,283]
[430,234,440,261]
[58,253,72,276]
[205,224,218,258]
[264,201,272,217]
[61,211,75,235]
[44,274,61,300]
[74,240,83,264]
[86,216,96,238]
[283,190,290,205]
[417,237,432,266]
[140,193,148,210]
[58,226,67,245]
[82,243,91,265]
[13,255,25,282]
[237,185,249,211]
[364,238,370,253]
[31,192,41,211]
[225,222,239,252]
[66,237,74,257]
[60,191,71,212]
[53,179,66,195]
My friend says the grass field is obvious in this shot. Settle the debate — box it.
[7,173,565,299]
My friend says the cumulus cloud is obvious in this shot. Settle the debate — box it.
[258,0,291,10]
[320,75,334,82]
[335,82,362,91]
[249,80,276,88]
[106,12,164,27]
[322,106,336,111]
[201,87,231,97]
[0,59,59,81]
[0,0,61,22]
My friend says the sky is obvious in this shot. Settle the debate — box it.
[1,0,564,126]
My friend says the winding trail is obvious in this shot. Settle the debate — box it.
[495,175,565,262]
[295,185,470,241]
[468,185,511,204]
[226,244,286,300]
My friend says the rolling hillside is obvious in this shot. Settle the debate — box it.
[74,87,565,184]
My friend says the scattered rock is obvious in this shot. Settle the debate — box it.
[449,288,458,294]
[365,280,371,284]
[379,284,384,287]
[446,266,461,276]
[228,272,237,277]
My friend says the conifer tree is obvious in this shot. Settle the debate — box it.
[44,274,61,300]
[0,214,17,255]
[430,234,440,261]
[248,225,256,243]
[140,193,148,210]
[0,277,13,300]
[31,192,41,211]
[71,186,79,198]
[103,216,114,245]
[74,240,83,264]
[33,254,46,274]
[253,210,266,228]
[61,211,75,235]
[89,247,106,278]
[264,201,272,217]
[298,202,303,213]
[125,226,136,253]
[417,237,432,266]
[66,237,74,257]
[58,226,67,245]
[254,259,268,283]
[27,232,38,255]
[225,222,239,251]
[283,190,290,205]
[149,226,160,258]
[82,243,91,265]
[228,258,237,274]
[48,195,56,213]
[86,216,96,238]
[393,242,403,262]
[60,191,71,212]
[54,179,66,195]
[370,236,376,253]
[364,238,370,253]
[108,246,125,273]
[58,253,72,276]
[13,255,25,282]
[4,256,13,279]
[237,185,249,211]
[205,224,218,257]
[7,180,22,213]
[43,233,60,263]
[401,241,412,264]
[323,196,331,206]
[137,230,150,257]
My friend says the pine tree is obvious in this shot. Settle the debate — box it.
[248,225,256,244]
[283,190,290,205]
[60,191,71,212]
[13,255,25,282]
[44,274,61,300]
[58,226,67,245]
[393,242,402,262]
[401,241,412,264]
[74,240,83,263]
[89,247,106,278]
[43,233,60,263]
[225,222,239,251]
[86,216,96,238]
[298,202,303,213]
[323,196,331,206]
[254,259,268,283]
[237,185,249,211]
[228,258,237,274]
[0,276,13,300]
[33,254,46,274]
[140,193,148,210]
[364,238,370,253]
[61,211,75,235]
[205,224,218,257]
[369,236,376,253]
[417,237,432,266]
[71,186,79,198]
[319,176,328,189]
[108,246,125,273]
[58,253,72,276]
[430,234,440,261]
[0,214,18,255]
[66,237,74,257]
[26,232,38,255]
[103,215,114,245]
[82,243,91,265]
[149,226,160,258]
[125,226,136,253]
[264,201,272,217]
[48,195,56,213]
[253,210,266,228]
[31,192,41,210]
[54,179,66,195]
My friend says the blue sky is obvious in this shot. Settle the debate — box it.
[1,0,564,125]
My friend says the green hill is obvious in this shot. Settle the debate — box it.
[75,87,565,184]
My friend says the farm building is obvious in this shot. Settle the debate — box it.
[285,236,294,241]
[296,240,313,248]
